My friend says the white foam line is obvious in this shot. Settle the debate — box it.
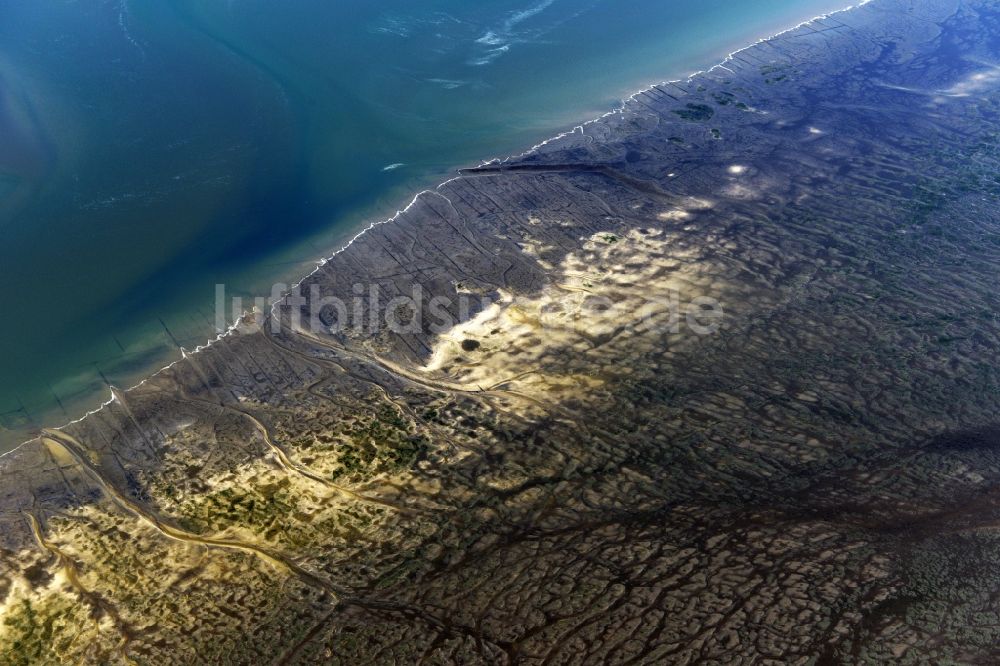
[4,184,456,466]
[1,0,873,469]
[480,0,874,167]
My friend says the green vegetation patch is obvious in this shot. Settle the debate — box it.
[331,406,429,482]
[178,479,297,535]
[1,596,98,665]
[673,103,715,122]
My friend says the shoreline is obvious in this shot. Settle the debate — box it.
[3,0,998,658]
[0,0,871,465]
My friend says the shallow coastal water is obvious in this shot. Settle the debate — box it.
[0,0,848,450]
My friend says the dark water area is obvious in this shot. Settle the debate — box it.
[0,0,848,450]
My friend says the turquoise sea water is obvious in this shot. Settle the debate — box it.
[0,0,849,449]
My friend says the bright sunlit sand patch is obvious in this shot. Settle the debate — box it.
[682,196,715,210]
[880,64,1000,105]
[658,209,692,221]
[518,237,558,270]
[0,555,60,622]
[420,225,728,406]
[722,183,758,199]
[940,65,1000,97]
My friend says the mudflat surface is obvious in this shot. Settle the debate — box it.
[3,0,1000,663]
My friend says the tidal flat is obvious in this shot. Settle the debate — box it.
[3,0,1000,663]
[0,0,848,453]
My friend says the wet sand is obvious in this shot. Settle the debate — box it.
[3,0,1000,662]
